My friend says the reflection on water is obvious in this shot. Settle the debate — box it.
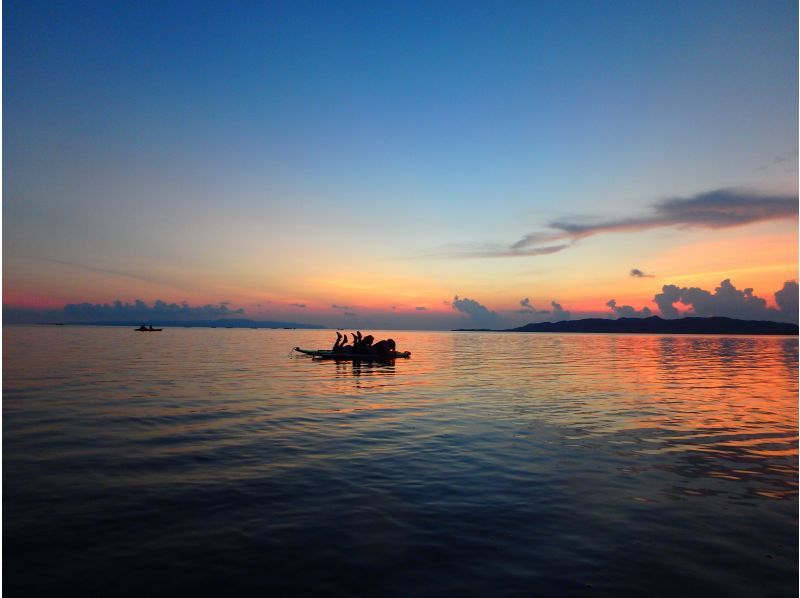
[4,327,798,596]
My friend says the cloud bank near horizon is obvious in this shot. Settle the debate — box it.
[442,188,798,258]
[5,299,245,324]
[4,278,797,327]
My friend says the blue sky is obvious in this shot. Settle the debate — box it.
[4,0,797,327]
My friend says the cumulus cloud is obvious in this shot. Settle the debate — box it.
[451,295,500,327]
[444,188,797,258]
[654,279,798,323]
[774,281,798,316]
[41,299,245,322]
[606,299,653,318]
[515,297,550,314]
[550,301,571,321]
[516,297,534,313]
[630,268,655,278]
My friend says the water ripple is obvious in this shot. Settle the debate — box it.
[4,327,797,596]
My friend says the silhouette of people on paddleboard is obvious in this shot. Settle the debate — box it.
[331,331,396,356]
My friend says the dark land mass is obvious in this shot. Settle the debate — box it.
[455,316,798,335]
[37,318,324,329]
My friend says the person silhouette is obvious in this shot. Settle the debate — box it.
[372,338,396,356]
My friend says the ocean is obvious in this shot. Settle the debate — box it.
[4,326,797,596]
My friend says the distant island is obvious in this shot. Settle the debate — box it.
[37,318,324,329]
[455,316,798,335]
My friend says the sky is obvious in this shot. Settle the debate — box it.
[3,0,798,328]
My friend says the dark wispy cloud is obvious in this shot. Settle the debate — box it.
[290,303,307,308]
[654,279,798,323]
[428,243,571,258]
[415,306,427,311]
[630,268,655,278]
[606,299,652,318]
[332,304,351,310]
[35,256,166,286]
[343,312,356,316]
[442,188,798,258]
[759,149,798,171]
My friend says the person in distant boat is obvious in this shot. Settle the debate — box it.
[138,324,148,331]
[148,325,155,331]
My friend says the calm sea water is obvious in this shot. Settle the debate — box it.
[4,326,798,596]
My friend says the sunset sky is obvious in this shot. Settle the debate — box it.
[4,0,798,328]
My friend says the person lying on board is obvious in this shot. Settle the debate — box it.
[372,338,396,356]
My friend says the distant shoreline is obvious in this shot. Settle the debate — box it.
[455,316,799,336]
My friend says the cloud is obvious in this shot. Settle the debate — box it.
[630,268,655,278]
[415,306,427,311]
[514,297,550,314]
[654,279,798,323]
[343,312,356,316]
[518,297,535,311]
[606,299,652,318]
[290,303,307,308]
[332,304,351,310]
[759,149,798,170]
[429,243,571,258]
[774,281,798,316]
[444,188,798,258]
[5,299,246,323]
[550,301,571,321]
[34,257,167,286]
[451,295,500,327]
